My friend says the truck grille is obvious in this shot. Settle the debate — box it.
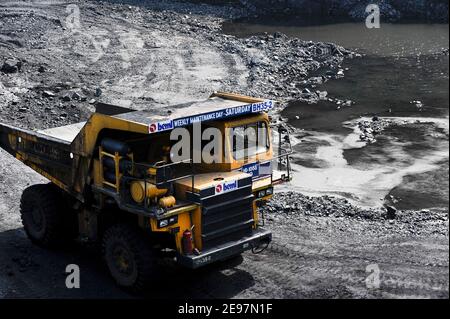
[200,186,254,250]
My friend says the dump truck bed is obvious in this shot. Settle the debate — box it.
[114,95,266,124]
[37,122,86,144]
[33,92,273,142]
[0,92,275,199]
[33,97,246,144]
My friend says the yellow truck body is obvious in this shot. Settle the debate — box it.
[0,92,291,289]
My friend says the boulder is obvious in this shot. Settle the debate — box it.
[1,59,21,73]
[385,205,397,219]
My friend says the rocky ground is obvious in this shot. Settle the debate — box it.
[0,0,448,299]
[258,193,448,298]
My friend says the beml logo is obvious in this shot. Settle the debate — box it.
[157,120,174,131]
[149,120,173,134]
[149,123,157,133]
[215,180,237,195]
[223,180,237,192]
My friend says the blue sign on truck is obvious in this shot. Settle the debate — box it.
[241,162,260,178]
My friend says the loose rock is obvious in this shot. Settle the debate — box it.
[1,59,21,73]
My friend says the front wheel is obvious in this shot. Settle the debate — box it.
[102,224,156,291]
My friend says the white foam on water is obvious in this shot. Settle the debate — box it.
[283,116,449,208]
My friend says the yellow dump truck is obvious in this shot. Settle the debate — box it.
[0,92,292,290]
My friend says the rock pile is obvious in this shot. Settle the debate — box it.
[262,192,449,235]
[357,117,391,143]
[264,192,384,220]
[235,34,355,101]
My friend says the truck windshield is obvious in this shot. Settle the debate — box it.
[229,121,270,160]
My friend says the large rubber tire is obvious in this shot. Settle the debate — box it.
[20,183,73,248]
[102,224,156,291]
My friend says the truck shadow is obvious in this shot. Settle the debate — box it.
[0,228,255,299]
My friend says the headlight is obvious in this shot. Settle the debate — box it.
[257,187,273,198]
[158,219,169,228]
[157,215,178,228]
[169,216,177,223]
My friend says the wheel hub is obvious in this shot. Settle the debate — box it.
[113,245,134,275]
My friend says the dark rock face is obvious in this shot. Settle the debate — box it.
[390,0,449,22]
[348,1,401,22]
[385,205,397,219]
[238,0,448,23]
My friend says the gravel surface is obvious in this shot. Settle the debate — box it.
[0,0,448,299]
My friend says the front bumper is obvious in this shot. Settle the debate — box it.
[176,228,272,269]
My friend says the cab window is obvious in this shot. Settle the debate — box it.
[230,121,269,160]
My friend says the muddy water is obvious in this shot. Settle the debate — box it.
[223,20,449,210]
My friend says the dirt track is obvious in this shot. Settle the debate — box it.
[0,0,448,299]
[1,183,448,298]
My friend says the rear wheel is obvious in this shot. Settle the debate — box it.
[20,183,74,247]
[102,224,156,291]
